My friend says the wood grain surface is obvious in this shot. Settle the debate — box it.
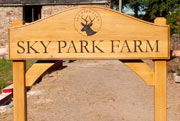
[9,6,170,60]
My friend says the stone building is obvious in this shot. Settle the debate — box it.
[0,0,110,46]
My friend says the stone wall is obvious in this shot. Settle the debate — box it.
[41,4,109,19]
[0,7,22,46]
[42,5,75,19]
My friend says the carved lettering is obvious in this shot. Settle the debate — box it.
[67,41,77,53]
[92,40,104,53]
[17,41,25,54]
[27,41,39,54]
[111,40,120,53]
[146,40,159,52]
[40,41,51,53]
[80,40,89,53]
[58,41,67,53]
[120,40,131,53]
[134,40,143,52]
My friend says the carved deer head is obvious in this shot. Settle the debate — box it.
[81,15,97,36]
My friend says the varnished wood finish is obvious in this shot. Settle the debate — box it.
[12,20,27,121]
[26,63,55,86]
[124,62,155,86]
[153,18,167,121]
[9,6,170,60]
[13,61,27,121]
[9,6,169,121]
[154,61,167,121]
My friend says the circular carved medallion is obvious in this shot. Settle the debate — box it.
[74,8,102,36]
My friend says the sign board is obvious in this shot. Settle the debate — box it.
[9,6,170,60]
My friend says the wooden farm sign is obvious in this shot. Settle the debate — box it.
[9,6,170,121]
[9,6,170,60]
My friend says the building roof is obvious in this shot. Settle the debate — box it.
[0,0,110,6]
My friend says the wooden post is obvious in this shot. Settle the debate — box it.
[13,61,27,121]
[154,61,167,121]
[12,20,27,121]
[154,18,167,121]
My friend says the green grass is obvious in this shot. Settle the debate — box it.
[0,60,12,89]
[0,60,34,90]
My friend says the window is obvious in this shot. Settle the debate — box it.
[23,5,42,23]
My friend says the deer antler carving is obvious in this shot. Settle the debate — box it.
[89,16,95,24]
[81,16,95,25]
[81,15,97,36]
[81,15,89,25]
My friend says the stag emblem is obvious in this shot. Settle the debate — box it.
[74,9,102,36]
[81,16,96,36]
